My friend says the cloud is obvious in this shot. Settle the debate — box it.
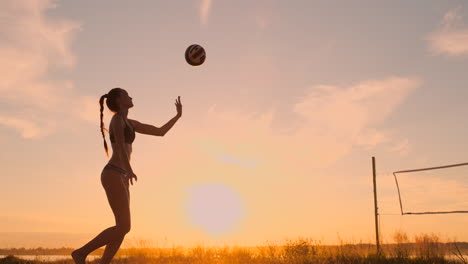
[428,7,468,56]
[0,116,46,138]
[290,77,421,167]
[73,95,101,124]
[0,0,90,138]
[200,0,212,25]
[388,138,411,156]
[355,129,389,149]
[191,77,421,171]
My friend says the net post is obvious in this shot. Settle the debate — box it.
[372,156,381,255]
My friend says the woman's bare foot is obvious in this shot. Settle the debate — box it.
[71,249,86,264]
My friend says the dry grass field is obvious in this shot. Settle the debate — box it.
[1,232,468,264]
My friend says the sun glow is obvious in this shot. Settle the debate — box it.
[185,183,244,236]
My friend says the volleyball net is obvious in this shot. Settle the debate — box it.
[392,161,468,215]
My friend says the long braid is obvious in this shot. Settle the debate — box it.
[99,94,109,158]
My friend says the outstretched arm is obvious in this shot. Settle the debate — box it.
[158,114,180,136]
[129,96,182,137]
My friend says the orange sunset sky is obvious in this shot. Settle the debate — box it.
[2,0,468,248]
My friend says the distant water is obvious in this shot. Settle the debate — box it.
[0,255,102,261]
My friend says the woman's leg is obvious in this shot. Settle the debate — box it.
[72,170,130,264]
[100,175,130,263]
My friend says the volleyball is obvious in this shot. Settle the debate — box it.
[185,44,206,66]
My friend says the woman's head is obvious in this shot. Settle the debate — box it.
[98,87,134,157]
[100,87,133,113]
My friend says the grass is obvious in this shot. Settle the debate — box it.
[1,232,468,264]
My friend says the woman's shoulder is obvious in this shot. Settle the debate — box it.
[110,114,126,128]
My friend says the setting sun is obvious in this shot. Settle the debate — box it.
[184,183,244,236]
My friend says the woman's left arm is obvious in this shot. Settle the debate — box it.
[129,96,182,137]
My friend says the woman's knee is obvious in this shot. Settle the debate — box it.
[115,223,131,235]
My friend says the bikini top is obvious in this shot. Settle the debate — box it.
[110,115,136,144]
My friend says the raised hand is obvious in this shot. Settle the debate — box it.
[175,96,182,117]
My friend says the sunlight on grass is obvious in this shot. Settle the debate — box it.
[1,232,468,264]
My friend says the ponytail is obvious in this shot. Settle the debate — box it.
[99,94,109,158]
[99,88,123,157]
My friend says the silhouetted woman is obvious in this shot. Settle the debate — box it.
[71,88,182,264]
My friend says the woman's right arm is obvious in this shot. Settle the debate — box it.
[110,115,134,175]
